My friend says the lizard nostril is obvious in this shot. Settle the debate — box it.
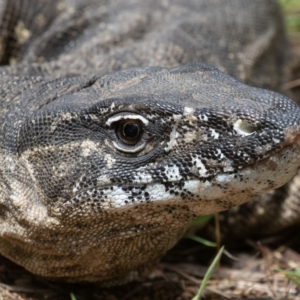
[233,120,257,136]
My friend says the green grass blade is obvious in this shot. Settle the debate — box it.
[186,235,217,247]
[275,267,300,286]
[192,246,224,300]
[70,293,77,300]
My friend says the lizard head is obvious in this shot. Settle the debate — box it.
[3,63,300,281]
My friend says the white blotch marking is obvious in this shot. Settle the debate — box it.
[88,114,102,121]
[223,164,234,172]
[173,114,182,122]
[81,140,100,157]
[133,171,153,183]
[81,148,91,157]
[184,130,196,143]
[215,149,225,159]
[97,174,111,184]
[104,153,116,168]
[209,128,219,139]
[192,156,208,177]
[72,182,81,194]
[164,114,182,152]
[50,112,75,132]
[56,162,70,177]
[145,184,172,202]
[215,173,235,184]
[164,165,182,181]
[184,178,212,192]
[183,107,195,116]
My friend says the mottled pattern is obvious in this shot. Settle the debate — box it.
[0,0,300,284]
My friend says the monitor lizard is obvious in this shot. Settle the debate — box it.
[0,0,300,286]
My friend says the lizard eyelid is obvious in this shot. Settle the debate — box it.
[106,113,149,127]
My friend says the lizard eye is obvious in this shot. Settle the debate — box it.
[106,113,149,153]
[117,120,143,145]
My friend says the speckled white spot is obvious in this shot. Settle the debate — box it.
[183,130,196,143]
[133,171,153,183]
[183,107,195,116]
[97,174,111,184]
[215,149,225,159]
[164,114,181,152]
[145,184,172,202]
[192,156,208,177]
[215,173,235,184]
[210,128,219,139]
[81,140,100,157]
[104,153,116,168]
[164,165,182,181]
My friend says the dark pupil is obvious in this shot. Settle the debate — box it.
[123,123,139,139]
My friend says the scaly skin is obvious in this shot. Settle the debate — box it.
[0,0,299,285]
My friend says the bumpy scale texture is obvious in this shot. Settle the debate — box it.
[0,0,300,284]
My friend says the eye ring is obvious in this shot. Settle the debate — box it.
[106,113,149,153]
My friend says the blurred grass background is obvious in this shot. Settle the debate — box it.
[280,0,300,40]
